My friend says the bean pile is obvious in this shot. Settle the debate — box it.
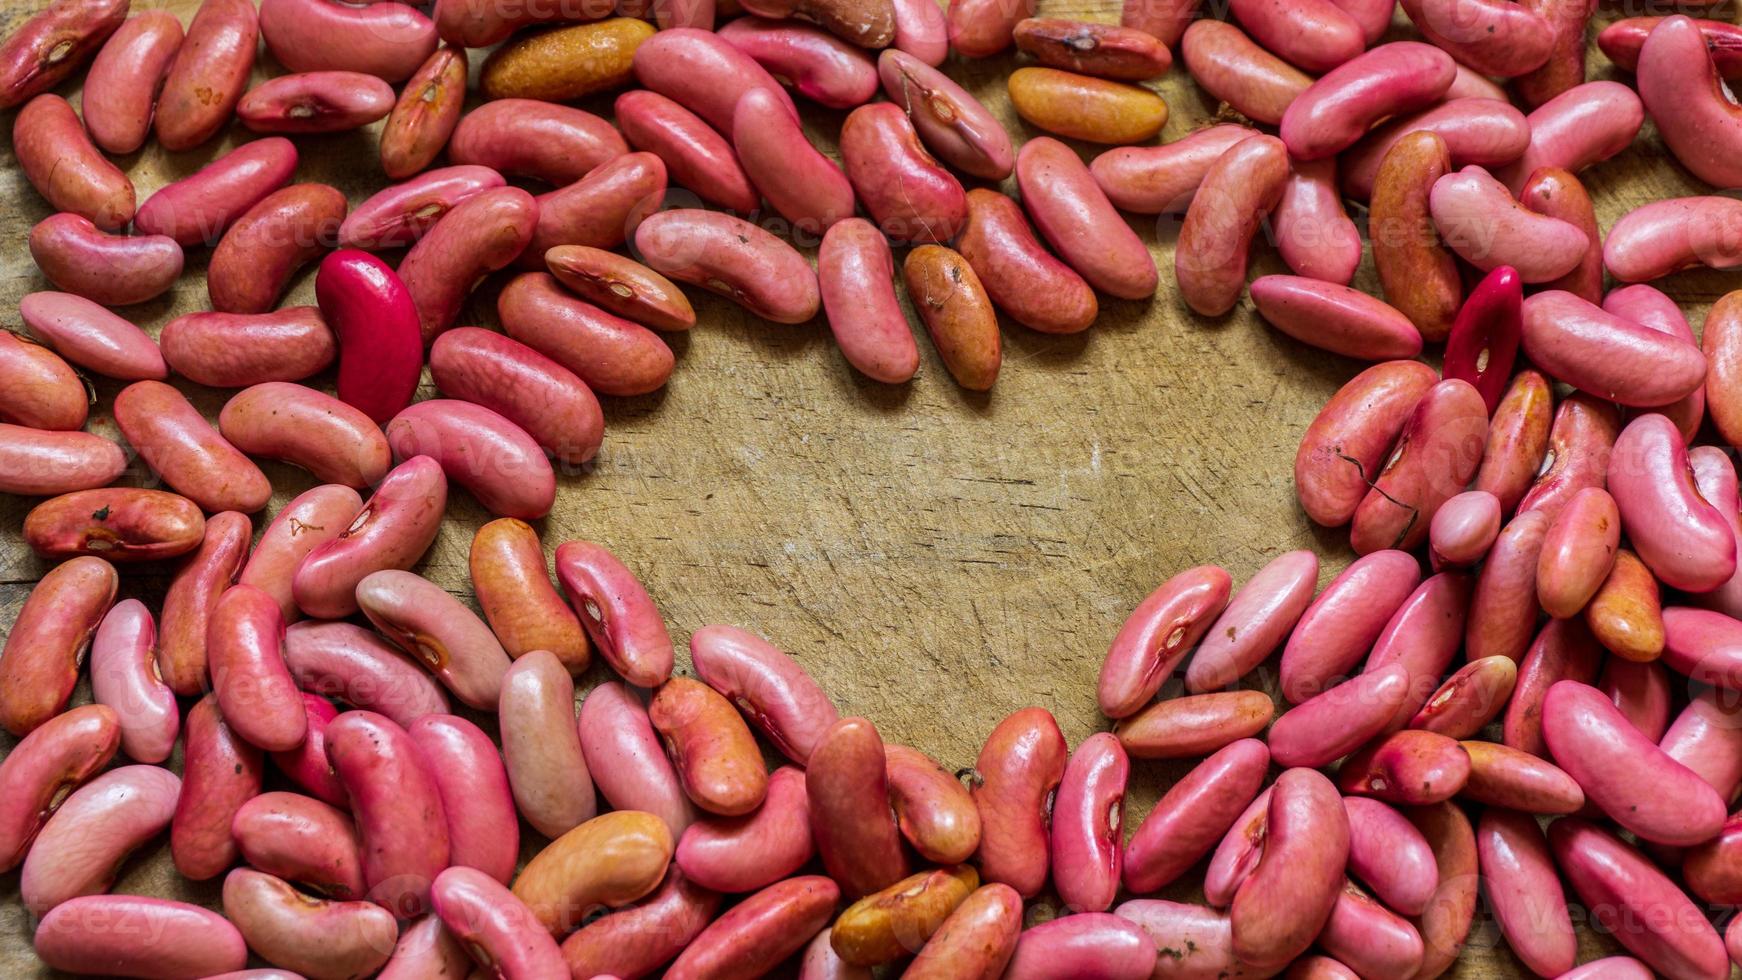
[2,0,1742,973]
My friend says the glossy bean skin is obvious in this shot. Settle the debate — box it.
[269,694,347,809]
[547,245,695,332]
[0,0,128,109]
[1639,15,1742,190]
[1249,276,1423,360]
[1663,606,1742,691]
[1365,572,1474,728]
[23,488,205,563]
[14,95,135,230]
[259,0,435,82]
[1536,487,1620,619]
[1544,680,1726,844]
[1460,739,1585,813]
[1203,787,1269,908]
[0,423,123,498]
[350,158,454,235]
[879,50,1015,180]
[397,187,539,344]
[468,519,589,671]
[1409,656,1517,738]
[805,716,908,898]
[1609,413,1736,592]
[1003,913,1158,980]
[717,17,877,109]
[579,682,697,837]
[689,624,838,765]
[1098,566,1232,718]
[1370,131,1461,343]
[206,585,306,753]
[512,810,674,938]
[884,743,980,864]
[0,555,115,736]
[155,510,251,699]
[1227,768,1348,970]
[663,876,839,979]
[222,868,398,979]
[408,714,519,885]
[1123,739,1268,895]
[1273,159,1362,286]
[1495,81,1645,195]
[385,398,555,520]
[1350,380,1489,555]
[676,764,811,894]
[1607,198,1742,285]
[1178,21,1306,125]
[1551,819,1731,980]
[0,332,85,431]
[236,71,395,134]
[326,710,450,917]
[136,137,299,247]
[526,151,666,263]
[731,86,855,235]
[219,384,389,490]
[1280,42,1455,160]
[1186,550,1317,693]
[1691,448,1742,619]
[560,869,720,978]
[355,569,512,711]
[1295,361,1438,527]
[379,914,471,980]
[902,883,1021,980]
[158,307,337,390]
[1049,733,1126,913]
[1601,16,1742,77]
[89,599,179,764]
[1115,691,1275,759]
[553,540,676,687]
[33,895,247,978]
[284,621,451,725]
[1340,98,1533,202]
[21,764,180,914]
[316,251,427,426]
[1471,372,1551,518]
[1227,0,1361,72]
[1405,800,1480,978]
[1430,491,1502,568]
[650,676,769,817]
[28,214,181,307]
[292,455,448,619]
[231,792,366,900]
[817,218,921,384]
[155,0,258,150]
[1503,618,1602,757]
[1317,881,1425,979]
[634,209,821,324]
[499,651,594,841]
[1687,813,1742,904]
[433,866,570,978]
[955,189,1095,336]
[1600,657,1672,743]
[1524,290,1708,409]
[1477,808,1575,977]
[1516,394,1619,528]
[1661,687,1742,804]
[380,46,470,180]
[827,866,975,967]
[1279,549,1420,702]
[1271,665,1412,768]
[0,704,118,871]
[114,380,271,514]
[1341,797,1437,918]
[449,100,626,188]
[1429,167,1589,283]
[1398,0,1552,76]
[207,184,347,315]
[237,485,361,624]
[1336,730,1471,805]
[631,28,796,135]
[903,244,1002,391]
[1466,511,1550,663]
[169,695,261,882]
[19,291,165,382]
[615,89,758,213]
[1523,167,1604,303]
[1175,136,1289,316]
[840,103,966,244]
[969,707,1067,899]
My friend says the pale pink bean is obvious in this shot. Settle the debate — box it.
[500,651,596,840]
[631,27,797,134]
[1605,197,1742,284]
[1003,914,1158,980]
[18,291,166,381]
[1663,606,1742,692]
[1344,797,1437,916]
[1609,413,1736,592]
[1692,447,1742,620]
[877,49,1015,180]
[1536,486,1620,619]
[1409,655,1517,737]
[1339,98,1532,201]
[21,765,180,914]
[208,584,306,753]
[237,70,394,133]
[338,166,507,250]
[1543,680,1727,845]
[356,569,512,711]
[89,599,177,764]
[1185,550,1317,693]
[1399,0,1553,76]
[0,704,119,872]
[1279,550,1420,703]
[1604,289,1706,444]
[28,214,183,307]
[555,541,675,688]
[1661,687,1742,803]
[1051,732,1127,914]
[1229,768,1349,968]
[239,485,364,624]
[1089,124,1259,214]
[284,621,452,725]
[1479,807,1576,977]
[1521,291,1707,409]
[1250,275,1424,360]
[719,17,879,109]
[1017,137,1158,301]
[1097,565,1232,718]
[1279,42,1457,160]
[386,399,556,521]
[1270,664,1411,768]
[1122,739,1269,895]
[689,624,839,765]
[259,0,436,82]
[34,896,246,978]
[292,455,448,620]
[676,765,813,893]
[1227,0,1362,73]
[818,218,920,384]
[1639,16,1742,190]
[578,681,697,836]
[891,0,948,64]
[633,209,821,324]
[1273,159,1361,285]
[1316,882,1424,978]
[135,137,299,246]
[1431,490,1502,568]
[1555,958,1655,980]
[220,383,391,489]
[733,86,855,235]
[1366,572,1474,726]
[1429,167,1589,282]
[1115,900,1256,980]
[1179,21,1308,126]
[1496,81,1646,193]
[433,866,568,978]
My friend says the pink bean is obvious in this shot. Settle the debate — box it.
[1430,490,1502,568]
[339,166,506,250]
[0,704,118,871]
[1466,510,1550,663]
[1090,124,1260,215]
[327,709,450,916]
[398,187,539,344]
[1179,21,1309,125]
[270,693,347,808]
[1522,167,1603,304]
[1692,448,1742,620]
[135,137,298,245]
[159,307,337,389]
[1097,565,1232,718]
[525,150,666,263]
[614,89,759,213]
[1551,819,1730,980]
[1639,15,1742,190]
[0,332,85,431]
[500,651,595,839]
[409,714,518,885]
[448,99,626,187]
[222,867,398,979]
[1344,797,1437,916]
[1663,607,1742,692]
[1399,0,1552,76]
[1409,655,1517,738]
[884,744,980,865]
[169,694,261,882]
[1686,814,1742,905]
[282,623,452,725]
[355,569,512,711]
[1228,0,1361,72]
[219,383,389,488]
[1495,81,1645,193]
[841,102,966,244]
[664,876,838,980]
[878,49,1015,180]
[1175,136,1289,315]
[558,869,718,978]
[18,291,165,381]
[1295,360,1439,527]
[237,70,394,133]
[0,0,128,109]
[1605,197,1742,284]
[1504,617,1602,757]
[1429,167,1589,282]
[1271,664,1412,767]
[0,423,125,497]
[1272,159,1361,285]
[634,209,821,324]
[630,26,795,132]
[1340,98,1532,201]
[34,896,246,978]
[1609,413,1736,591]
[1517,392,1621,526]
[231,791,366,900]
[1050,733,1127,913]
[1122,738,1269,895]
[1230,768,1349,969]
[380,914,471,980]
[238,485,363,624]
[1204,787,1269,908]
[676,765,813,892]
[1462,739,1585,814]
[1350,379,1490,554]
[89,600,177,764]
[1662,687,1742,803]
[207,584,306,752]
[890,0,948,64]
[1316,881,1424,979]
[259,0,436,82]
[1280,550,1420,703]
[28,213,182,307]
[292,455,448,619]
[1185,550,1317,693]
[719,17,879,109]
[1005,914,1157,980]
[555,541,675,688]
[316,249,423,424]
[1279,42,1456,160]
[1478,808,1575,977]
[385,399,555,520]
[733,86,855,235]
[1115,900,1264,980]
[1250,275,1424,360]
[578,681,696,836]
[810,716,910,897]
[434,866,569,978]
[22,764,180,914]
[689,624,839,765]
[14,95,135,230]
[434,330,601,464]
[1336,730,1471,805]
[497,271,674,398]
[113,379,272,513]
[1476,371,1553,516]
[1536,486,1620,618]
[1599,657,1672,742]
[1556,958,1656,980]
[817,218,920,384]
[1365,572,1473,725]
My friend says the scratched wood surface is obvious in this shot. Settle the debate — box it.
[0,0,1736,973]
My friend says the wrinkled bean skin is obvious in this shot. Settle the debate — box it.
[818,218,922,384]
[1229,768,1349,970]
[1295,361,1438,528]
[33,896,247,979]
[157,510,251,698]
[650,676,770,817]
[386,399,557,520]
[512,810,674,937]
[283,620,452,725]
[1371,131,1461,343]
[398,187,539,344]
[1099,565,1233,718]
[579,682,697,837]
[114,380,272,514]
[1123,739,1269,895]
[292,455,447,619]
[159,307,337,389]
[28,214,182,307]
[1350,379,1489,555]
[0,704,119,871]
[808,716,909,898]
[155,0,258,150]
[470,519,590,671]
[665,876,840,979]
[0,555,116,736]
[957,188,1097,335]
[971,707,1067,899]
[380,45,469,180]
[14,95,135,230]
[231,792,366,900]
[223,867,398,979]
[169,695,262,883]
[560,869,720,978]
[689,624,839,765]
[482,17,654,102]
[0,332,85,431]
[1176,135,1289,316]
[326,710,451,917]
[408,714,519,885]
[0,0,127,109]
[903,244,1002,391]
[23,488,206,563]
[677,765,812,893]
[500,651,595,840]
[238,485,363,624]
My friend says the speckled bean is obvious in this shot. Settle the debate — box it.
[23,488,204,563]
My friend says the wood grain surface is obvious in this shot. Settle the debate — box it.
[0,0,1732,974]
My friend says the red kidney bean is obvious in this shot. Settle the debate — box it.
[676,764,812,893]
[0,703,118,870]
[1089,125,1257,217]
[1661,687,1742,804]
[235,486,360,625]
[1115,690,1275,759]
[956,187,1096,335]
[23,488,205,563]
[816,218,920,384]
[968,707,1067,899]
[946,0,1032,57]
[1601,656,1673,743]
[0,423,123,497]
[434,866,570,977]
[732,86,855,235]
[1017,137,1156,302]
[1638,15,1742,190]
[1270,159,1361,286]
[1097,565,1231,718]
[1461,739,1585,813]
[1250,275,1423,360]
[615,89,758,213]
[291,455,446,618]
[1607,197,1742,285]
[631,27,795,134]
[804,927,873,977]
[1203,786,1269,908]
[499,651,594,839]
[398,187,539,344]
[207,183,346,315]
[527,151,666,263]
[1278,549,1418,702]
[1405,801,1479,978]
[13,95,134,230]
[514,810,675,938]
[1336,730,1471,805]
[0,0,127,108]
[352,569,510,711]
[87,603,174,765]
[284,621,451,725]
[1227,0,1361,72]
[0,553,113,736]
[308,254,418,428]
[155,509,250,699]
[545,541,675,688]
[1341,99,1533,201]
[1519,167,1604,303]
[719,16,879,108]
[1280,42,1455,160]
[663,876,837,979]
[168,694,262,882]
[1005,913,1158,980]
[559,869,719,978]
[1409,655,1516,738]
[21,763,179,913]
[1662,606,1742,692]
[1175,135,1290,315]
[1050,733,1126,913]
[34,895,246,978]
[1686,813,1742,905]
[1430,167,1589,283]
[1473,370,1552,516]
[467,536,587,682]
[1523,290,1708,409]
[1516,393,1618,527]
[1465,511,1550,662]
[1227,768,1348,970]
[1502,617,1600,758]
[1606,287,1703,439]
[807,716,908,897]
[223,867,398,979]
[231,792,366,900]
[154,0,258,148]
[113,379,271,513]
[385,398,555,519]
[408,714,518,884]
[1272,664,1412,768]
[840,102,965,244]
[206,584,305,753]
[578,682,697,836]
[1441,265,1523,416]
[0,332,85,431]
[1344,797,1437,917]
[19,291,165,381]
[219,383,389,489]
[1534,486,1619,619]
[28,213,182,307]
[268,694,346,808]
[447,99,626,187]
[1551,818,1730,979]
[1123,738,1267,895]
[327,710,450,916]
[546,245,694,332]
[1429,491,1502,569]
[1295,360,1437,527]
[877,49,1014,180]
[1014,17,1170,80]
[344,168,503,251]
[1350,379,1489,554]
[688,624,838,765]
[1365,572,1474,728]
[378,914,471,980]
[136,137,298,246]
[377,45,468,178]
[1317,881,1425,978]
[883,743,980,865]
